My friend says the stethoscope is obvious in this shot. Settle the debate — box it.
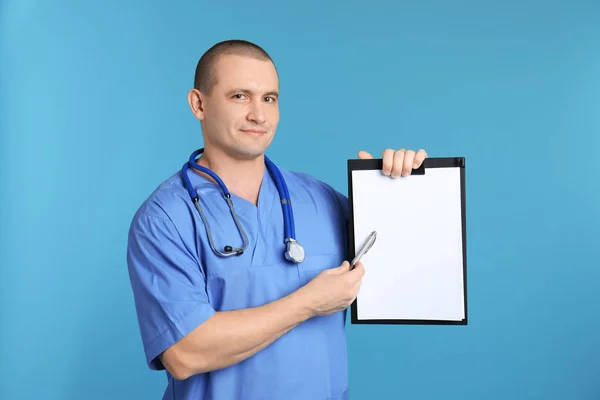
[181,148,305,264]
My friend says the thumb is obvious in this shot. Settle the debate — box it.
[336,261,351,273]
[358,151,374,159]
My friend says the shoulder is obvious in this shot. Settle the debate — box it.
[128,170,192,232]
[126,169,204,274]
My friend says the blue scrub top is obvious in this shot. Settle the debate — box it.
[127,161,350,400]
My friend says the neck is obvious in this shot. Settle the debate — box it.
[195,146,265,205]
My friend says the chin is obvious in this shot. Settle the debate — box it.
[229,144,268,161]
[231,136,272,159]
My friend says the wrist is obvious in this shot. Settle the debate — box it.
[288,286,316,321]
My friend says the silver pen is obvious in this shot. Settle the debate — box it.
[350,230,377,269]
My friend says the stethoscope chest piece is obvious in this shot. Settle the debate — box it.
[285,238,305,263]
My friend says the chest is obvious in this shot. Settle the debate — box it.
[196,189,347,311]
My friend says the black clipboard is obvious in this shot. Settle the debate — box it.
[347,157,468,325]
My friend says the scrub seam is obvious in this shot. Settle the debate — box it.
[260,197,275,266]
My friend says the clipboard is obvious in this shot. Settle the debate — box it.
[347,157,468,325]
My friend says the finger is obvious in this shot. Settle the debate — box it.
[402,150,416,176]
[349,261,365,279]
[358,151,374,159]
[413,149,427,168]
[354,279,363,293]
[352,278,363,297]
[390,149,405,178]
[382,149,395,176]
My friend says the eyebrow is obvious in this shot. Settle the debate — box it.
[226,88,279,97]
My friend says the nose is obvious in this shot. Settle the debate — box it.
[246,99,266,124]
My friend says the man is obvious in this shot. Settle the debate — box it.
[127,39,427,400]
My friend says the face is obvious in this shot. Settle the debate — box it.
[189,54,280,161]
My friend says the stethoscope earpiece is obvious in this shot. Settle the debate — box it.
[182,148,304,264]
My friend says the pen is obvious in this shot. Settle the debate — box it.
[350,230,377,269]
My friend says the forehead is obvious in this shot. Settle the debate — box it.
[212,54,279,92]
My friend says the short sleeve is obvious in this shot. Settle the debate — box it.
[126,212,216,370]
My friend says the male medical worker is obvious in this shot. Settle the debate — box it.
[127,39,427,400]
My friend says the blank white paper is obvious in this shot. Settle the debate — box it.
[351,167,465,321]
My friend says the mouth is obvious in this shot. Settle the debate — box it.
[240,128,267,136]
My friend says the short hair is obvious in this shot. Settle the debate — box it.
[193,40,276,95]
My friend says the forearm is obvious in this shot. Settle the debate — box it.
[163,287,314,379]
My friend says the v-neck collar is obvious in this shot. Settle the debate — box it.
[186,162,277,219]
[185,160,281,266]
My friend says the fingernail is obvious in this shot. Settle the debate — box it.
[413,163,418,169]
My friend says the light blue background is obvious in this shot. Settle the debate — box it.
[2,0,599,399]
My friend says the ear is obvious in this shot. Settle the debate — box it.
[188,88,205,120]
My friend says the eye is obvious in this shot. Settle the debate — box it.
[264,96,276,103]
[232,94,247,100]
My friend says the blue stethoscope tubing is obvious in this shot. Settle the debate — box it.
[181,148,304,263]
